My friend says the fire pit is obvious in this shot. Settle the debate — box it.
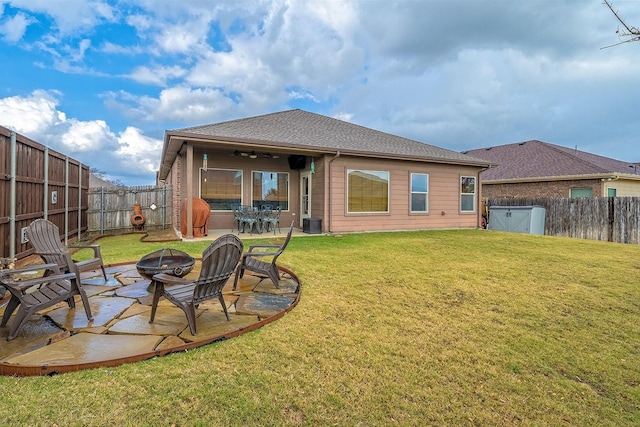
[136,248,195,280]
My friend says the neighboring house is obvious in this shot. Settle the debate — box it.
[464,140,640,199]
[157,109,492,238]
[89,173,117,189]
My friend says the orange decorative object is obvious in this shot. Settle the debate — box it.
[130,203,146,229]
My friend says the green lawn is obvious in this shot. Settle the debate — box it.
[2,229,639,426]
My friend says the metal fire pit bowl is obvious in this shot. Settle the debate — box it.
[136,248,195,280]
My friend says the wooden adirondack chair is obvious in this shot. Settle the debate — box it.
[233,221,294,290]
[0,264,93,340]
[25,219,107,282]
[149,234,244,335]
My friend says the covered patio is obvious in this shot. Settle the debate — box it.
[0,261,300,377]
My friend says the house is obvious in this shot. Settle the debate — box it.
[464,140,640,199]
[157,109,492,238]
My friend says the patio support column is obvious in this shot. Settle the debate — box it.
[186,144,194,239]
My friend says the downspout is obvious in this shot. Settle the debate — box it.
[327,151,341,233]
[9,131,17,258]
[478,169,486,229]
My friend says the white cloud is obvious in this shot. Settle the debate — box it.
[128,65,188,86]
[0,11,35,42]
[0,90,65,136]
[5,0,116,35]
[155,23,206,54]
[62,119,113,152]
[116,126,162,174]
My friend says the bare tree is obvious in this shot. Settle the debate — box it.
[603,0,640,49]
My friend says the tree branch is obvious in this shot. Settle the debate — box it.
[602,0,640,49]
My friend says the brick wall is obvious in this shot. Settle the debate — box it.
[482,179,603,199]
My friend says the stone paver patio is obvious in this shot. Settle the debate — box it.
[0,262,300,376]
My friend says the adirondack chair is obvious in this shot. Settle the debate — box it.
[25,219,107,281]
[233,221,294,290]
[0,263,93,340]
[149,234,244,335]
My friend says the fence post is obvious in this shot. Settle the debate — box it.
[100,187,105,235]
[9,131,17,258]
[608,196,615,242]
[78,163,82,240]
[44,147,49,219]
[64,157,69,245]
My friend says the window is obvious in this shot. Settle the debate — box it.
[570,188,593,198]
[252,171,289,210]
[460,176,476,212]
[200,168,242,210]
[607,188,617,197]
[347,169,389,213]
[410,173,429,212]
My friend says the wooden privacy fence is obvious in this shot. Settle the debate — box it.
[0,126,89,260]
[87,185,172,234]
[486,197,640,244]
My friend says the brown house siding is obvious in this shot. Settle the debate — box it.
[327,157,480,233]
[483,179,604,199]
[310,159,325,219]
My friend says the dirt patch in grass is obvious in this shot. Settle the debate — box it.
[139,228,181,242]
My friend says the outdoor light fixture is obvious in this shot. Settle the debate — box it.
[231,149,279,159]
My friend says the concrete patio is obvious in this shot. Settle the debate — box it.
[0,260,300,377]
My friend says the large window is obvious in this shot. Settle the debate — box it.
[460,176,476,212]
[200,168,242,210]
[252,171,289,210]
[347,169,389,213]
[410,173,429,212]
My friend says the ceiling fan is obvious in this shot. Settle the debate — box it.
[231,150,279,159]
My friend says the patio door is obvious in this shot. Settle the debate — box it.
[300,171,311,226]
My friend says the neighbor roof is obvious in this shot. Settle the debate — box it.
[464,140,640,182]
[159,109,491,180]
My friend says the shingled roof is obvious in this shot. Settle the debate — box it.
[159,109,490,180]
[463,140,640,182]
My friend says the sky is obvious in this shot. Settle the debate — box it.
[1,0,639,186]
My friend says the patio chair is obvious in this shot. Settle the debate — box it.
[230,205,242,232]
[233,221,294,290]
[0,263,93,340]
[25,219,107,281]
[239,208,262,235]
[262,206,282,234]
[149,234,244,335]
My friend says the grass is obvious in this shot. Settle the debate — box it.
[2,229,640,425]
